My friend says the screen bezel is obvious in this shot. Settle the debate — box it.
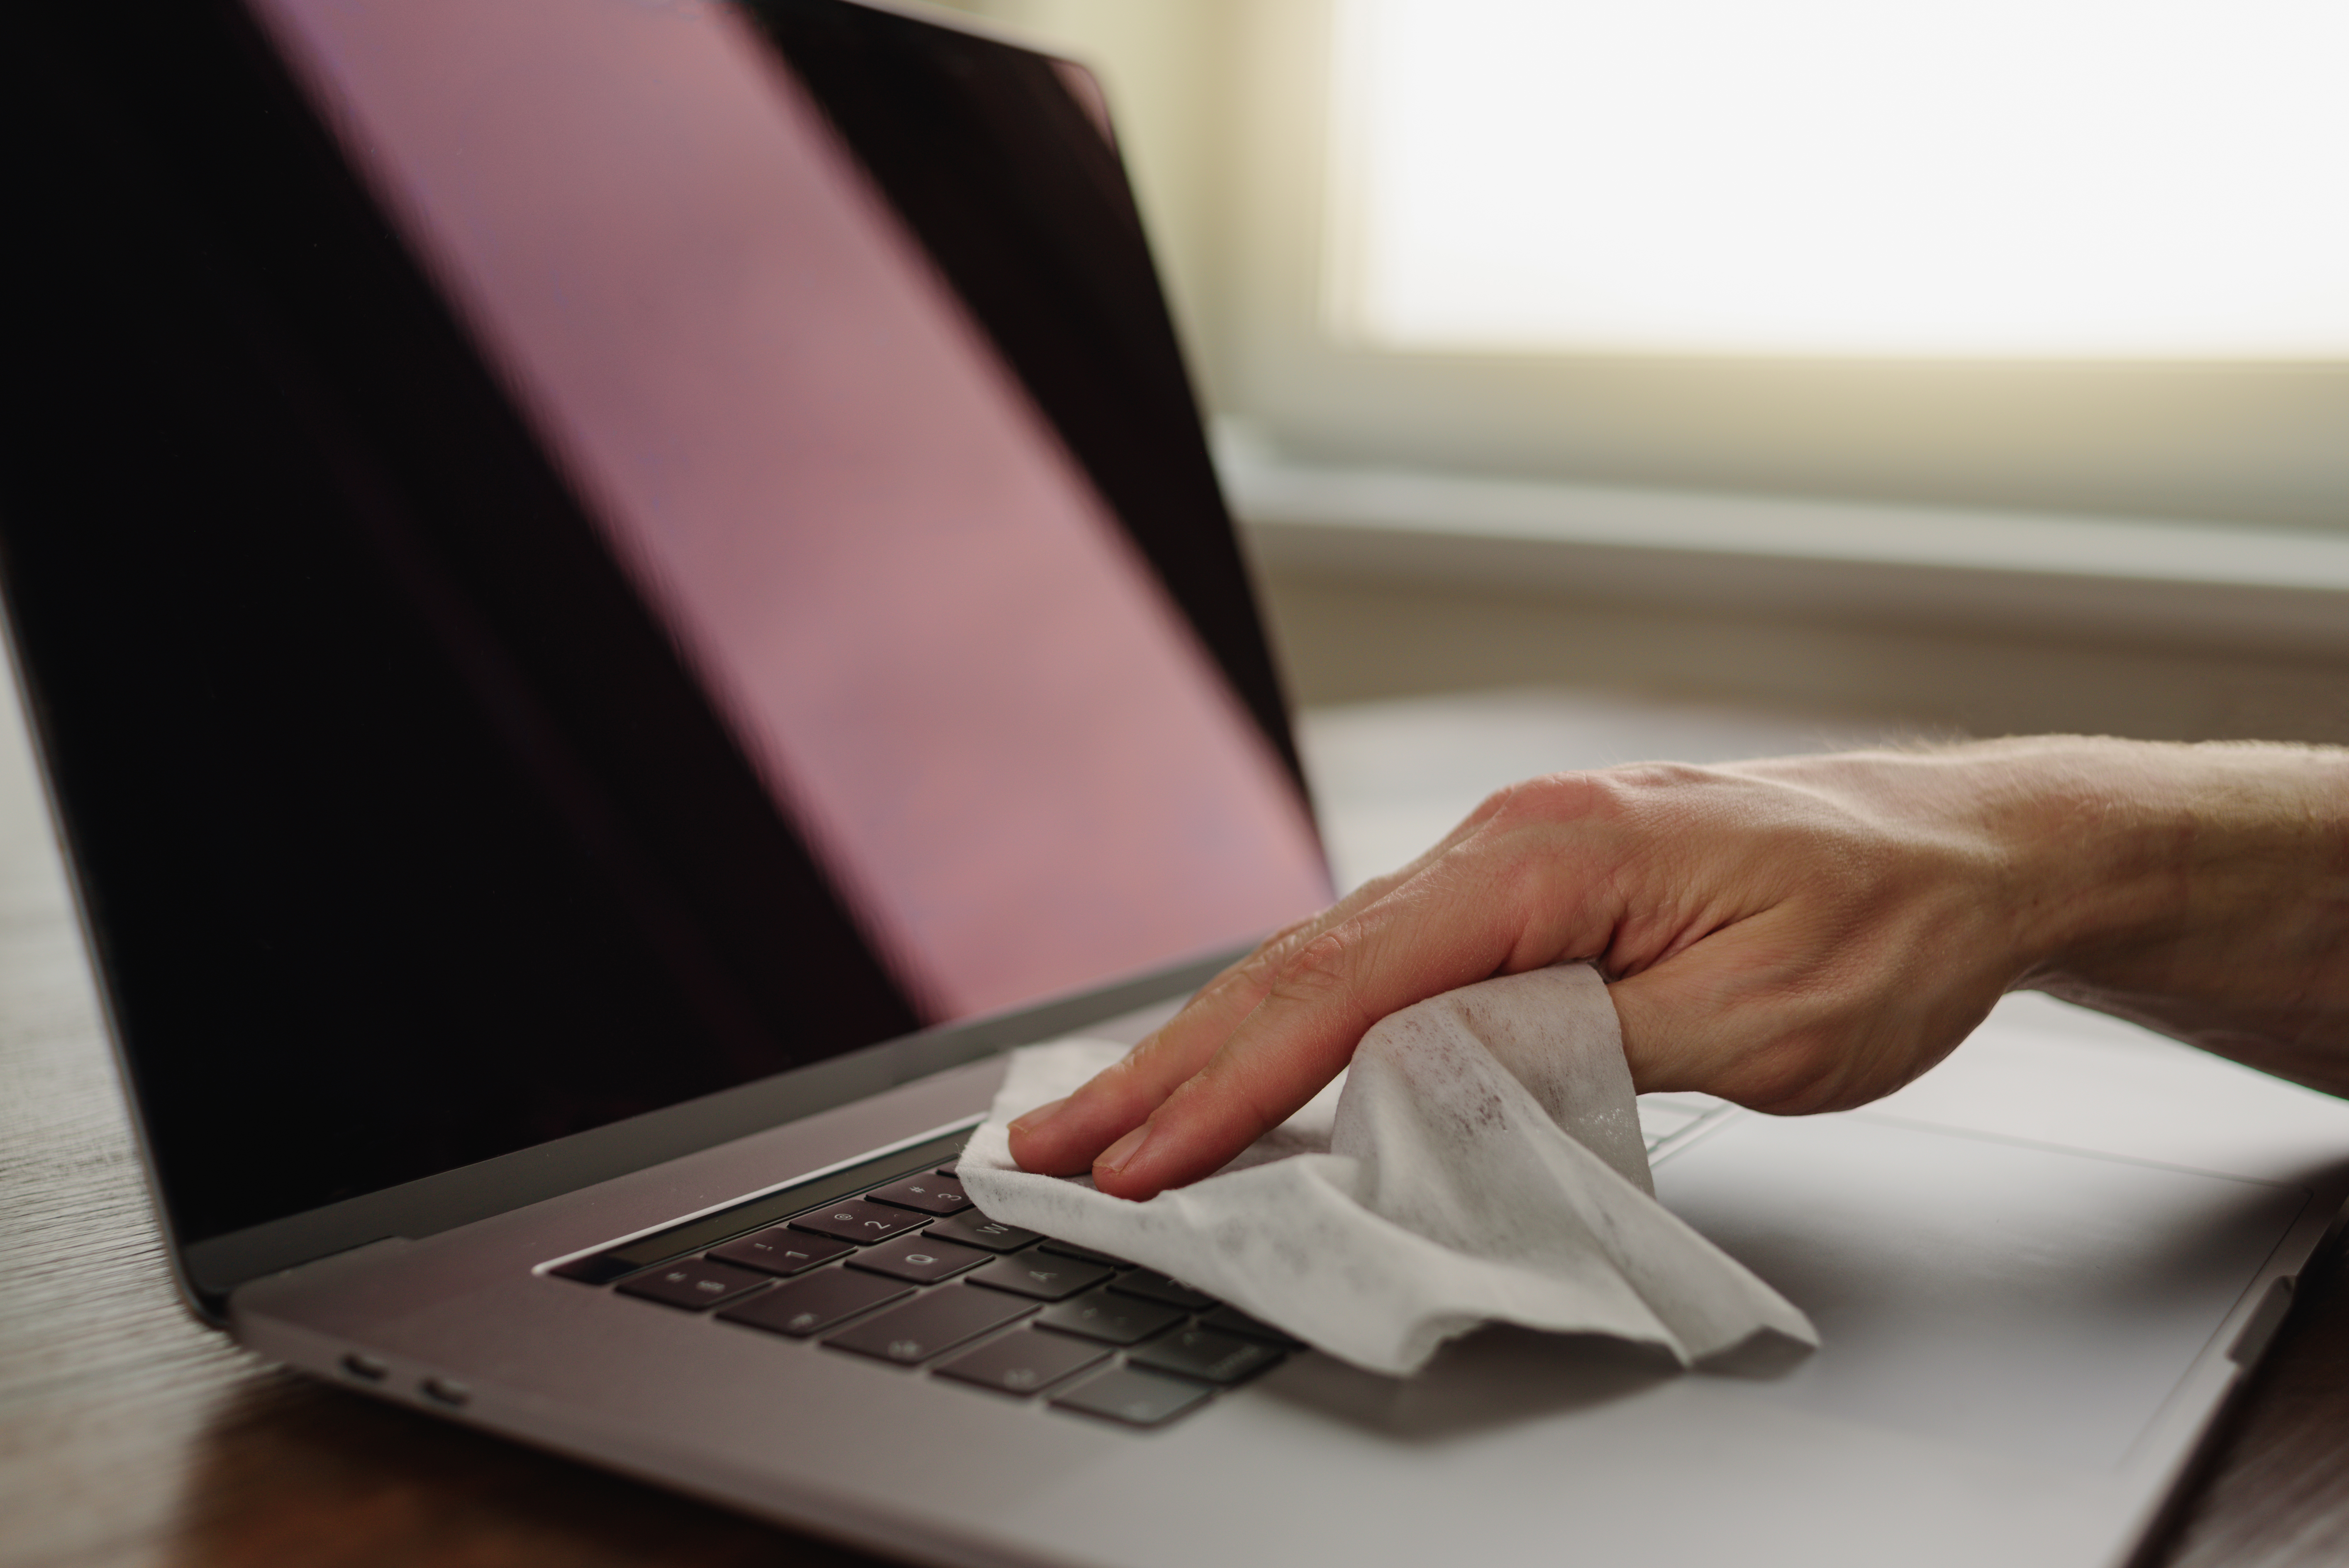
[176,946,1243,1315]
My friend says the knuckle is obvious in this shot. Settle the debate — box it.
[1476,763,1714,837]
[1264,928,1368,1017]
[1233,928,1312,993]
[1199,916,1329,1014]
[1478,771,1598,827]
[1085,1049,1162,1110]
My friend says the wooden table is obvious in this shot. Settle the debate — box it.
[8,690,2349,1568]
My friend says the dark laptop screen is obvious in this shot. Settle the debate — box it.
[254,0,1327,1023]
[4,0,1326,1251]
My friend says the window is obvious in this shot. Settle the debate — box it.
[944,0,2349,538]
[1329,0,2349,360]
[1209,0,2349,534]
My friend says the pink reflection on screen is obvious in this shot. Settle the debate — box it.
[254,0,1330,1019]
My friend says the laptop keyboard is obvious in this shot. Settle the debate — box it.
[550,1130,1300,1428]
[551,1097,1732,1429]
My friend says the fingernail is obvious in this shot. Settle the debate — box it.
[1008,1097,1069,1137]
[1095,1121,1154,1178]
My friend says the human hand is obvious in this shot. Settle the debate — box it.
[1007,736,2349,1200]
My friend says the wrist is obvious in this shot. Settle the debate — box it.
[1970,737,2349,1036]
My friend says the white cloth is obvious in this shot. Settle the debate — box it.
[960,964,1817,1377]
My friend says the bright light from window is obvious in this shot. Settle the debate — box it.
[1330,0,2349,358]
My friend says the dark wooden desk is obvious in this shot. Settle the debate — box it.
[5,725,2348,1568]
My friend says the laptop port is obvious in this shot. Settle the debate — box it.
[339,1353,388,1384]
[420,1376,471,1408]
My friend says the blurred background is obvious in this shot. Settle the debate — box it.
[936,0,2349,758]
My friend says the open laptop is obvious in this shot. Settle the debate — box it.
[9,2,2349,1565]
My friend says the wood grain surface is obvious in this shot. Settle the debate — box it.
[4,677,2349,1567]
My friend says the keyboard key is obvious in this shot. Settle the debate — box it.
[616,1258,770,1311]
[934,1327,1109,1395]
[922,1215,1042,1253]
[824,1285,1036,1365]
[848,1236,990,1284]
[717,1268,911,1337]
[966,1255,1113,1302]
[1107,1270,1218,1312]
[1051,1366,1213,1427]
[1034,1288,1183,1346]
[1126,1327,1284,1386]
[864,1175,974,1217]
[935,1161,959,1178]
[1198,1305,1306,1349]
[1036,1240,1132,1269]
[790,1199,930,1244]
[707,1227,854,1277]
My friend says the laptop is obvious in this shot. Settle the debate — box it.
[8,2,2347,1565]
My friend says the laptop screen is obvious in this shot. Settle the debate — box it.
[7,0,1326,1253]
[253,0,1327,1024]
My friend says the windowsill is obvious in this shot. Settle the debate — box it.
[1215,425,2349,659]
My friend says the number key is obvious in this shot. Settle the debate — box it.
[707,1227,853,1276]
[790,1199,930,1244]
[864,1175,974,1217]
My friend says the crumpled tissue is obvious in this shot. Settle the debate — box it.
[959,963,1817,1377]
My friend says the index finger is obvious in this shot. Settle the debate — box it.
[1003,912,1327,1175]
[1090,826,1596,1198]
[1006,797,1517,1179]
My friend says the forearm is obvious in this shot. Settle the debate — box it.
[1900,737,2349,1092]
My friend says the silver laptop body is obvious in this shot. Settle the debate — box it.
[217,983,2347,1568]
[10,4,2344,1566]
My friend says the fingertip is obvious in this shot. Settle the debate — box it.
[1010,1096,1115,1176]
[1088,1087,1255,1200]
[1090,1151,1171,1202]
[1007,1142,1099,1178]
[1088,1120,1156,1197]
[1092,1129,1247,1201]
[1008,1095,1067,1136]
[1090,1169,1162,1201]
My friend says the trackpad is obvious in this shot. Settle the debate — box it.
[1654,1112,2304,1469]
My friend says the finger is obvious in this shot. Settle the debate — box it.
[1009,886,1388,1176]
[1008,830,1484,1176]
[1093,835,1594,1197]
[1005,935,1294,1175]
